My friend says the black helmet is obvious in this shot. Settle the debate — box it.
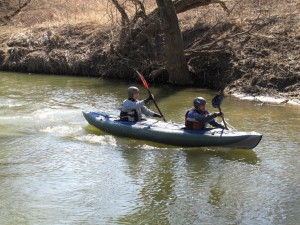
[194,97,206,107]
[128,86,139,98]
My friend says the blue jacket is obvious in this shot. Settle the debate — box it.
[185,108,224,129]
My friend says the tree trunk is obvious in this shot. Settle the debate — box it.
[109,0,228,83]
[155,0,192,84]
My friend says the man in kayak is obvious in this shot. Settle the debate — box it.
[185,97,227,130]
[120,86,162,122]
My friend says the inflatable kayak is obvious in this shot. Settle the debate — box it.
[83,111,262,149]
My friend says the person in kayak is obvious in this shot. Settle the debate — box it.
[185,97,226,130]
[120,86,162,122]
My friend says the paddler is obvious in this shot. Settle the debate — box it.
[185,97,227,130]
[120,86,162,122]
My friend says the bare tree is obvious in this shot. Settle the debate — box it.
[109,0,229,84]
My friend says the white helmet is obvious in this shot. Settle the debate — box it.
[193,97,206,107]
[128,86,139,98]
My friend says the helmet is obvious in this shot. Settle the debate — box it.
[193,97,206,107]
[128,86,139,98]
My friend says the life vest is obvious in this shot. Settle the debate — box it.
[185,108,208,130]
[120,110,138,122]
[120,98,139,122]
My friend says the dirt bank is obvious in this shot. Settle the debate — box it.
[224,15,300,103]
[0,14,299,104]
[0,24,111,77]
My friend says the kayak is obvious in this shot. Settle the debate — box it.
[83,111,262,149]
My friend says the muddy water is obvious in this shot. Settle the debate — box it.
[0,72,299,225]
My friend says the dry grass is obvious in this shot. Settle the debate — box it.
[178,0,300,31]
[4,0,299,30]
[8,0,157,28]
[11,0,113,27]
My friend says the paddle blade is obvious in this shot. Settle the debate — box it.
[212,94,223,108]
[136,70,149,90]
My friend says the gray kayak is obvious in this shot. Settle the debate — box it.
[83,111,262,149]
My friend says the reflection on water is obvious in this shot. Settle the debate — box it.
[184,148,260,164]
[0,72,300,224]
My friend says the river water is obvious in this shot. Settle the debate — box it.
[0,72,299,225]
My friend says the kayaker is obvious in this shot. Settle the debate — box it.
[120,86,162,122]
[185,97,227,130]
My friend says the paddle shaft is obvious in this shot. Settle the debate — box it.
[217,106,228,130]
[146,89,166,122]
[135,70,166,122]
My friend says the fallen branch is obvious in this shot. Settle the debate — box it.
[184,48,230,58]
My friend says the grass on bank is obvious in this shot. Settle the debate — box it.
[3,0,299,29]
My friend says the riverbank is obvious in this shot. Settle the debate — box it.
[223,14,300,105]
[0,1,299,104]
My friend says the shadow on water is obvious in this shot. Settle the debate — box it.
[84,124,105,135]
[183,148,260,165]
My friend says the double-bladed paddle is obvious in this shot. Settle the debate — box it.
[135,70,166,122]
[212,93,228,130]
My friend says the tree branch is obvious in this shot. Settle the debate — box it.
[131,0,148,24]
[206,15,260,50]
[110,0,130,24]
[174,0,230,15]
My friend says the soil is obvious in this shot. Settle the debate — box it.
[0,14,299,104]
[224,15,300,104]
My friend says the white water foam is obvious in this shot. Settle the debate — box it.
[32,108,81,123]
[75,134,117,145]
[40,125,83,136]
[0,99,28,108]
[139,144,168,150]
[40,125,117,146]
[232,92,300,105]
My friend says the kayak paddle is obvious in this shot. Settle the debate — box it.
[212,93,228,130]
[135,70,166,122]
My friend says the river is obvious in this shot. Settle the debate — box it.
[0,72,299,225]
